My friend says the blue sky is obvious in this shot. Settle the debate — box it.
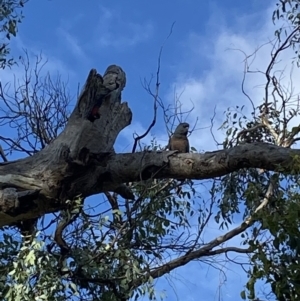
[1,0,295,300]
[9,0,274,154]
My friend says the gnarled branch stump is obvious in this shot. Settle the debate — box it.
[0,65,132,226]
[0,65,298,228]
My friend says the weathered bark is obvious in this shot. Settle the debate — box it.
[0,65,297,227]
[0,65,132,226]
[103,142,295,181]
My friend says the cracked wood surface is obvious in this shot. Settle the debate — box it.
[0,65,297,227]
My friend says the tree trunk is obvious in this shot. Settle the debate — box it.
[0,65,297,227]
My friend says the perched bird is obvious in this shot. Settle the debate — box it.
[87,88,113,122]
[87,65,125,122]
[167,122,190,153]
[167,123,190,191]
[88,101,103,122]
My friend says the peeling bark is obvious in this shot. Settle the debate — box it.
[0,65,132,226]
[0,65,297,227]
[104,141,293,182]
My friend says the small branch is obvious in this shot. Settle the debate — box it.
[252,177,276,215]
[133,22,176,153]
[207,246,253,255]
[264,26,300,111]
[129,180,275,288]
[0,145,7,162]
[261,116,280,143]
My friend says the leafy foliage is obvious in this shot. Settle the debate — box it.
[0,0,28,68]
[212,3,300,298]
[3,2,300,301]
[273,0,300,65]
[0,178,198,300]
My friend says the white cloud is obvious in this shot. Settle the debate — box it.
[117,119,173,153]
[147,5,300,299]
[95,5,154,49]
[117,121,152,152]
[0,50,76,97]
[98,22,153,48]
[57,27,86,60]
[98,5,113,21]
[165,5,300,152]
[4,34,77,81]
[54,13,90,63]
